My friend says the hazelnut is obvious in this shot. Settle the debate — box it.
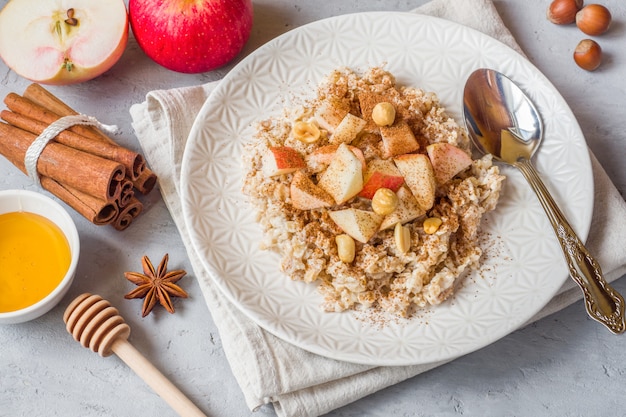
[574,39,602,71]
[371,188,399,215]
[547,0,583,25]
[576,4,612,36]
[371,102,396,126]
[292,121,321,143]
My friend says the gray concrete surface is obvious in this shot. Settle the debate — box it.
[1,1,625,416]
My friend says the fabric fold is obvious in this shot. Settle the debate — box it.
[129,0,626,415]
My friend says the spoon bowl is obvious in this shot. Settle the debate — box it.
[463,69,542,164]
[463,68,625,334]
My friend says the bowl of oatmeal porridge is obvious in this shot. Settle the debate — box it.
[180,12,593,365]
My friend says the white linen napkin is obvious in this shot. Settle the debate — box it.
[130,0,626,415]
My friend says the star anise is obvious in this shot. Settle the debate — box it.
[124,254,188,317]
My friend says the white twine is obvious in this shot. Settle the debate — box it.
[24,114,119,187]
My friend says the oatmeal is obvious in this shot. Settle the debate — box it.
[242,67,505,317]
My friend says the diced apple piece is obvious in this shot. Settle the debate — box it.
[358,159,404,199]
[262,146,306,177]
[330,113,367,145]
[329,208,383,243]
[317,143,363,204]
[313,98,350,134]
[380,121,420,158]
[379,185,425,230]
[290,170,334,210]
[426,143,473,185]
[393,153,436,212]
[308,144,366,170]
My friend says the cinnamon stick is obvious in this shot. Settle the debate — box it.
[0,122,125,202]
[23,83,114,144]
[0,109,146,180]
[133,168,158,195]
[112,197,143,231]
[118,179,135,208]
[41,177,119,225]
[22,83,157,190]
[4,93,118,148]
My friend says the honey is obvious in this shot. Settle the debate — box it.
[0,211,71,312]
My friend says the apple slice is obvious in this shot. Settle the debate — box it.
[394,153,436,212]
[262,146,306,177]
[330,113,367,145]
[426,143,473,185]
[379,185,426,230]
[0,0,129,85]
[358,159,404,199]
[308,144,366,171]
[329,208,383,243]
[317,143,363,204]
[380,121,420,158]
[313,98,350,134]
[290,171,334,210]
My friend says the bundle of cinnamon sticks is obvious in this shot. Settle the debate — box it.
[0,84,157,230]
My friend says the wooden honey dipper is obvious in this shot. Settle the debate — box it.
[63,293,208,417]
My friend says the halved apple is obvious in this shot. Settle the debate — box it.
[262,146,306,177]
[426,143,473,185]
[358,158,404,199]
[379,185,425,230]
[290,170,334,210]
[0,0,129,85]
[329,208,383,243]
[393,153,436,212]
[317,143,363,204]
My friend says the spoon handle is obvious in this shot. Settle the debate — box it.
[515,159,625,333]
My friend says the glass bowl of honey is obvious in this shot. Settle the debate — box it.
[0,189,80,324]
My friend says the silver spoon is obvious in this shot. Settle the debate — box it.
[463,68,625,334]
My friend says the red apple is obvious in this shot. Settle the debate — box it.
[0,0,128,85]
[129,0,253,73]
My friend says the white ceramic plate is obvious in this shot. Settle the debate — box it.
[181,12,593,366]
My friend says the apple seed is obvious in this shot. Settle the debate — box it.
[65,8,78,26]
